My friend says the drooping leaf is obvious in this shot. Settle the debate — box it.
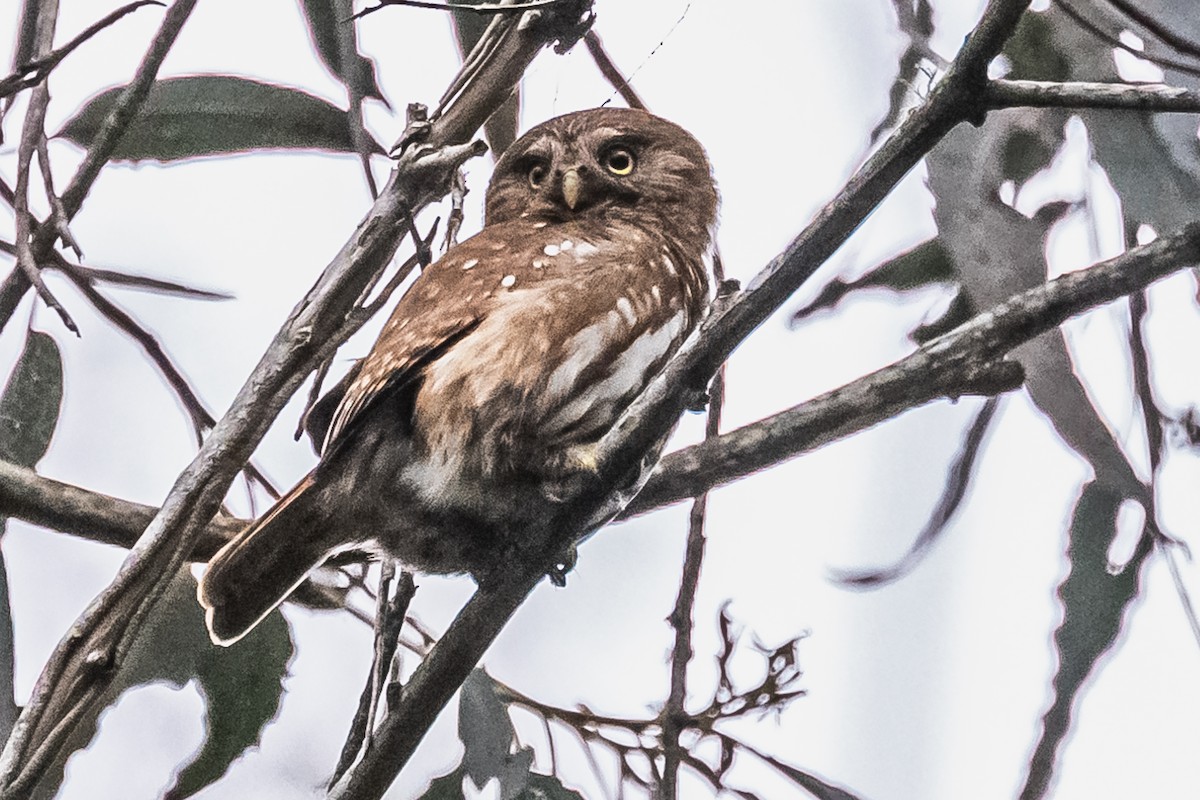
[1019,482,1152,799]
[926,94,1147,504]
[0,331,63,468]
[164,587,292,799]
[298,0,387,103]
[0,331,62,747]
[458,669,534,799]
[31,569,293,799]
[871,0,935,142]
[58,76,383,162]
[419,766,585,800]
[449,1,519,157]
[1035,5,1200,237]
[791,237,956,324]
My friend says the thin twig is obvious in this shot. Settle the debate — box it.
[661,268,727,798]
[34,139,81,259]
[0,1,164,101]
[583,30,646,110]
[0,0,198,338]
[353,0,564,21]
[336,4,381,198]
[830,395,1000,587]
[11,0,77,336]
[54,262,281,498]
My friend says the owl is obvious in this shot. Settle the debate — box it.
[198,107,719,645]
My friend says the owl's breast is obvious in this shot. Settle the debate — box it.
[405,242,697,518]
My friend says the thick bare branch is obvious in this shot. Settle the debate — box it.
[988,78,1200,112]
[329,3,1037,797]
[625,223,1200,516]
[0,2,589,796]
[0,460,237,559]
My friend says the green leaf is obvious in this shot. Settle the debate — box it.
[28,569,293,799]
[449,1,519,157]
[459,669,520,792]
[419,766,585,800]
[298,0,386,103]
[158,572,294,799]
[1020,482,1152,799]
[791,238,956,324]
[1003,10,1071,82]
[164,598,292,798]
[58,76,383,162]
[0,331,63,468]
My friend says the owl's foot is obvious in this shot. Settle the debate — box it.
[547,545,578,587]
[540,443,602,502]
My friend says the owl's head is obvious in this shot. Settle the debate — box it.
[485,108,717,239]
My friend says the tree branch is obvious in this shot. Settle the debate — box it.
[624,222,1200,516]
[0,460,237,559]
[0,0,196,336]
[329,3,1036,797]
[0,2,590,796]
[987,78,1200,112]
[9,223,1198,568]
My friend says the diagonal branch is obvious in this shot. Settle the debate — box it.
[624,224,1200,516]
[6,225,1198,566]
[0,3,589,796]
[329,3,1038,797]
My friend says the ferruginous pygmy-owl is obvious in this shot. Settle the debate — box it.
[198,107,719,645]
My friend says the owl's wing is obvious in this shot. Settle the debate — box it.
[321,228,534,452]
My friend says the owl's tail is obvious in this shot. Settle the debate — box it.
[197,472,336,646]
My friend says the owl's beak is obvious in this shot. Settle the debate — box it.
[561,168,582,210]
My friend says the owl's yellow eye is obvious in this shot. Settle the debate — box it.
[603,147,635,176]
[528,162,549,188]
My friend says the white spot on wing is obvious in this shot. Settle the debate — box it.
[543,244,560,257]
[533,259,546,269]
[560,239,574,251]
[663,255,677,275]
[651,285,662,303]
[462,258,479,270]
[616,296,637,326]
[501,274,517,289]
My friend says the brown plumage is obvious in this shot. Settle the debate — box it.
[197,108,719,645]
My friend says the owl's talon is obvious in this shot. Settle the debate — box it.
[685,388,710,413]
[547,545,578,587]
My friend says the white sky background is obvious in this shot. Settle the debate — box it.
[0,1,1198,798]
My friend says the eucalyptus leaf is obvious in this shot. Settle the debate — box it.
[298,0,386,103]
[59,76,383,162]
[459,669,523,796]
[30,570,293,799]
[0,331,63,468]
[419,766,585,800]
[791,237,956,324]
[1020,482,1151,799]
